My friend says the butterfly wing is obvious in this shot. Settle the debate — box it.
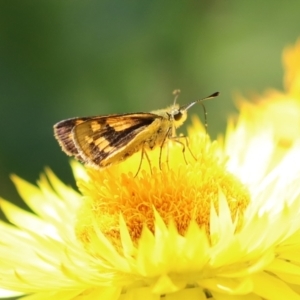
[54,113,160,167]
[54,117,90,163]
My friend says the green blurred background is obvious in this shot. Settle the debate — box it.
[1,0,300,209]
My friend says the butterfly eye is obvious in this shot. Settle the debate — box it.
[173,111,183,121]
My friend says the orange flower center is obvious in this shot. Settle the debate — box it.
[75,136,250,251]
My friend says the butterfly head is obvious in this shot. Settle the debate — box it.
[169,106,188,128]
[170,91,219,128]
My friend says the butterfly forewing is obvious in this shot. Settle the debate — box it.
[65,113,160,167]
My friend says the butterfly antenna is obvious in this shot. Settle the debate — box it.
[183,91,219,111]
[181,91,219,133]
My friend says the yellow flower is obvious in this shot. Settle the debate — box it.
[2,40,300,300]
[235,38,300,159]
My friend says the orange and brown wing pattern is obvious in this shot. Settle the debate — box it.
[54,113,159,167]
[54,117,89,163]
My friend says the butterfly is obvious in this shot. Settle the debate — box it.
[54,91,219,172]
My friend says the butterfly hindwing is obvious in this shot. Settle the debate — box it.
[54,117,90,162]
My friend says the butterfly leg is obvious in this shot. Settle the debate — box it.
[165,141,170,170]
[135,146,144,177]
[144,150,152,174]
[169,135,197,164]
[169,137,188,164]
[159,128,171,170]
[180,135,197,161]
[134,144,152,177]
